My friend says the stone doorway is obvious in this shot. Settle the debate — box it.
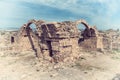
[11,36,14,43]
[46,41,53,57]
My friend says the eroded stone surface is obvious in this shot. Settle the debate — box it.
[10,19,103,62]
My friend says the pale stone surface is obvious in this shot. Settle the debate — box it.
[10,19,104,62]
[101,29,120,50]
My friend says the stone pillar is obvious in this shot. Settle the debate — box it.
[96,36,103,50]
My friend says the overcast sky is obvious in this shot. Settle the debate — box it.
[0,0,120,30]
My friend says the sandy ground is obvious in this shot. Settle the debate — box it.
[0,31,120,80]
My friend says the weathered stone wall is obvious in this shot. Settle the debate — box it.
[102,29,120,50]
[39,21,80,62]
[102,37,111,50]
[11,19,103,62]
[79,37,97,50]
[50,38,80,62]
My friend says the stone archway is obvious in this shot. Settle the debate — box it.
[14,19,45,58]
[24,19,45,57]
[75,19,97,39]
[25,19,45,34]
[76,19,103,50]
[75,19,90,29]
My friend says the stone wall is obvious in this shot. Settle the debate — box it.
[101,29,120,50]
[11,19,103,62]
[50,38,80,62]
[79,37,97,50]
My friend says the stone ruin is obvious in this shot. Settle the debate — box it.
[11,19,103,62]
[101,29,120,50]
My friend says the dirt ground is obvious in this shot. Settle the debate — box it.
[0,31,120,80]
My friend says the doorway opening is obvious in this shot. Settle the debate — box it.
[46,41,53,57]
[11,36,14,43]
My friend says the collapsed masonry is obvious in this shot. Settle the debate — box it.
[101,29,120,50]
[11,19,103,62]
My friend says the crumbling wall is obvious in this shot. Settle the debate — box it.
[102,30,120,50]
[11,19,103,62]
[76,19,103,50]
[79,36,103,50]
[11,20,45,57]
[79,37,97,50]
[40,21,80,62]
[50,38,80,62]
[103,37,111,50]
[12,26,39,52]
